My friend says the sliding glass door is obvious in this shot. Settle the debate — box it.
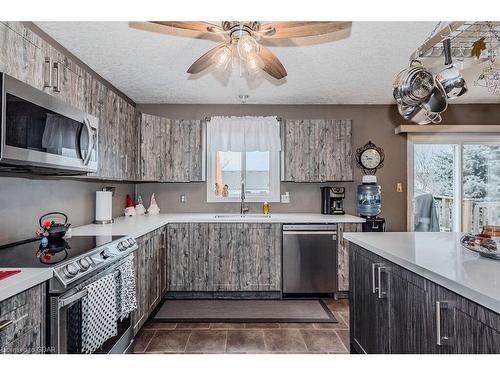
[408,135,500,233]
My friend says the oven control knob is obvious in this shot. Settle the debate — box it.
[117,241,128,251]
[127,238,136,246]
[78,257,92,271]
[100,248,112,259]
[63,263,79,278]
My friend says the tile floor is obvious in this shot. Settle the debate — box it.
[133,299,350,354]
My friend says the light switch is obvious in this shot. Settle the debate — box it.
[180,194,186,203]
[281,192,290,203]
[396,183,403,193]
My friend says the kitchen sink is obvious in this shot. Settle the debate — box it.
[214,214,272,219]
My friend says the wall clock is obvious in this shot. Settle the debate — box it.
[355,141,385,175]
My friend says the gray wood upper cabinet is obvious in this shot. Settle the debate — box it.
[282,119,353,182]
[350,243,500,354]
[0,283,46,354]
[167,223,282,292]
[139,113,204,182]
[0,22,46,91]
[0,22,138,181]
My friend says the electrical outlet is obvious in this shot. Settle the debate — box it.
[396,183,403,193]
[180,194,186,203]
[281,192,290,203]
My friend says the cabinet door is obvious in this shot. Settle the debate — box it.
[283,119,352,182]
[159,227,168,295]
[0,22,46,91]
[210,223,242,291]
[0,283,45,354]
[189,223,211,291]
[427,281,500,354]
[167,223,191,291]
[132,235,149,334]
[350,245,390,353]
[388,268,435,353]
[241,223,282,291]
[147,234,161,311]
[337,223,362,292]
[139,114,158,181]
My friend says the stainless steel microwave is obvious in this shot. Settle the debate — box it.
[0,72,98,175]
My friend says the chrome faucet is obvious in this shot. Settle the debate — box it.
[240,182,249,215]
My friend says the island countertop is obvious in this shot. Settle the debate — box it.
[71,213,365,238]
[344,232,500,314]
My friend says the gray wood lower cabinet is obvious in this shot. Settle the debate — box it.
[337,223,362,292]
[0,283,46,354]
[132,226,167,334]
[167,223,282,293]
[350,243,500,354]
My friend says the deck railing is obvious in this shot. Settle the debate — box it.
[432,196,500,232]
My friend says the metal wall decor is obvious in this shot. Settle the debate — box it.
[355,141,385,175]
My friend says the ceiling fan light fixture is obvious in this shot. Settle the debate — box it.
[237,34,260,62]
[212,44,232,69]
[246,56,262,74]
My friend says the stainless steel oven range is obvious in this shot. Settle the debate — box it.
[0,72,98,175]
[0,235,138,353]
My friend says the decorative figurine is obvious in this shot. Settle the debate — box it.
[135,194,146,215]
[148,193,160,215]
[222,184,229,197]
[124,194,136,217]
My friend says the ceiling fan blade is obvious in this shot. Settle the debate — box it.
[187,44,226,74]
[259,21,351,38]
[151,21,223,33]
[258,46,287,79]
[129,21,223,35]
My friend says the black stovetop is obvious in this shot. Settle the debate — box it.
[0,236,122,268]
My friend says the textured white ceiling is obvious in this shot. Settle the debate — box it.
[36,21,500,104]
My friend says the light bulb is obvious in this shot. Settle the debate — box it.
[213,45,232,69]
[246,56,261,74]
[237,34,260,62]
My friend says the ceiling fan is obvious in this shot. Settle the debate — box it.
[129,21,352,80]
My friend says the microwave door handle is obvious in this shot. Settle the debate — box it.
[82,119,94,166]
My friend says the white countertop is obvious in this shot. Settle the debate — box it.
[344,232,500,314]
[0,213,363,301]
[0,268,53,301]
[72,213,365,238]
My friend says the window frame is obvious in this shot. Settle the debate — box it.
[206,149,281,203]
[407,133,500,232]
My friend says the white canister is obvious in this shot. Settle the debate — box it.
[94,191,113,224]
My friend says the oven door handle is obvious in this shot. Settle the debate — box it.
[59,289,88,308]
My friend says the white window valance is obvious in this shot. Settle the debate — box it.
[207,116,281,152]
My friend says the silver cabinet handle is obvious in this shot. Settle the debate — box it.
[377,266,388,299]
[53,61,61,92]
[44,57,53,88]
[436,301,450,346]
[0,313,28,333]
[371,263,379,294]
[0,320,14,332]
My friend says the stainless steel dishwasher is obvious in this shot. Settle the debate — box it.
[282,224,338,296]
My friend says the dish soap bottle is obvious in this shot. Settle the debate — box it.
[263,202,270,215]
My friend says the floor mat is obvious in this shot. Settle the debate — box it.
[152,299,337,323]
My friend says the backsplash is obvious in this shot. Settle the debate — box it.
[0,175,134,245]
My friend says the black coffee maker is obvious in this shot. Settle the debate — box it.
[321,186,345,215]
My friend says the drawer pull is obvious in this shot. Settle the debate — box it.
[0,313,28,333]
[436,301,450,346]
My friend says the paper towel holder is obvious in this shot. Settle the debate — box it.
[93,187,115,224]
